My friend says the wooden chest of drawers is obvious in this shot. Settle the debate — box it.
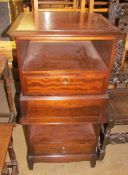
[9,12,120,169]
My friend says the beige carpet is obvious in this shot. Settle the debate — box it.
[0,79,128,175]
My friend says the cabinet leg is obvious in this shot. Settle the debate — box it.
[90,158,96,168]
[98,149,105,161]
[27,155,34,170]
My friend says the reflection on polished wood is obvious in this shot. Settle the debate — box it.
[8,12,121,38]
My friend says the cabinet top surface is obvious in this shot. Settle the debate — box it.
[8,12,121,39]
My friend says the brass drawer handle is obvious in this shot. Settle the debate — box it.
[61,76,70,85]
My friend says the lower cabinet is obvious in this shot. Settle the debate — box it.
[29,124,96,155]
[22,122,104,169]
[20,95,108,169]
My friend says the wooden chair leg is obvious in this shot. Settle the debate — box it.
[98,120,114,161]
[3,61,16,124]
[2,164,10,175]
[4,78,15,123]
[8,137,19,174]
[11,166,18,175]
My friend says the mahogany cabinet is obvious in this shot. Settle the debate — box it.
[8,11,121,169]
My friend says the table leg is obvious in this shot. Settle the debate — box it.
[8,137,18,174]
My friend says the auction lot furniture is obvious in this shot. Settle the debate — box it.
[0,124,18,175]
[8,11,120,169]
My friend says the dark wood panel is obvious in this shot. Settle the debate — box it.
[29,124,96,142]
[93,40,116,69]
[8,12,121,38]
[20,116,108,124]
[23,41,108,71]
[20,95,108,122]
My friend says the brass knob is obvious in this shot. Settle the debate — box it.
[62,76,70,85]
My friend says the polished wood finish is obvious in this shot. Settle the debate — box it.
[20,94,108,124]
[29,124,96,155]
[8,12,121,38]
[0,124,18,175]
[9,11,120,169]
[21,40,108,96]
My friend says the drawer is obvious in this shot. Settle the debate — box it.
[30,142,96,155]
[29,124,96,155]
[21,72,108,95]
[20,95,108,122]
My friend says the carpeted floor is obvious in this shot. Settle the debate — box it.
[0,80,128,175]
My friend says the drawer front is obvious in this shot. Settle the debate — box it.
[29,124,96,155]
[20,95,108,122]
[21,72,108,95]
[30,142,96,155]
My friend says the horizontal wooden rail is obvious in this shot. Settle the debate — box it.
[38,1,74,5]
[39,8,86,11]
[94,8,108,12]
[94,2,108,5]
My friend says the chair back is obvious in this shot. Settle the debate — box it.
[32,0,86,14]
[88,0,110,14]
